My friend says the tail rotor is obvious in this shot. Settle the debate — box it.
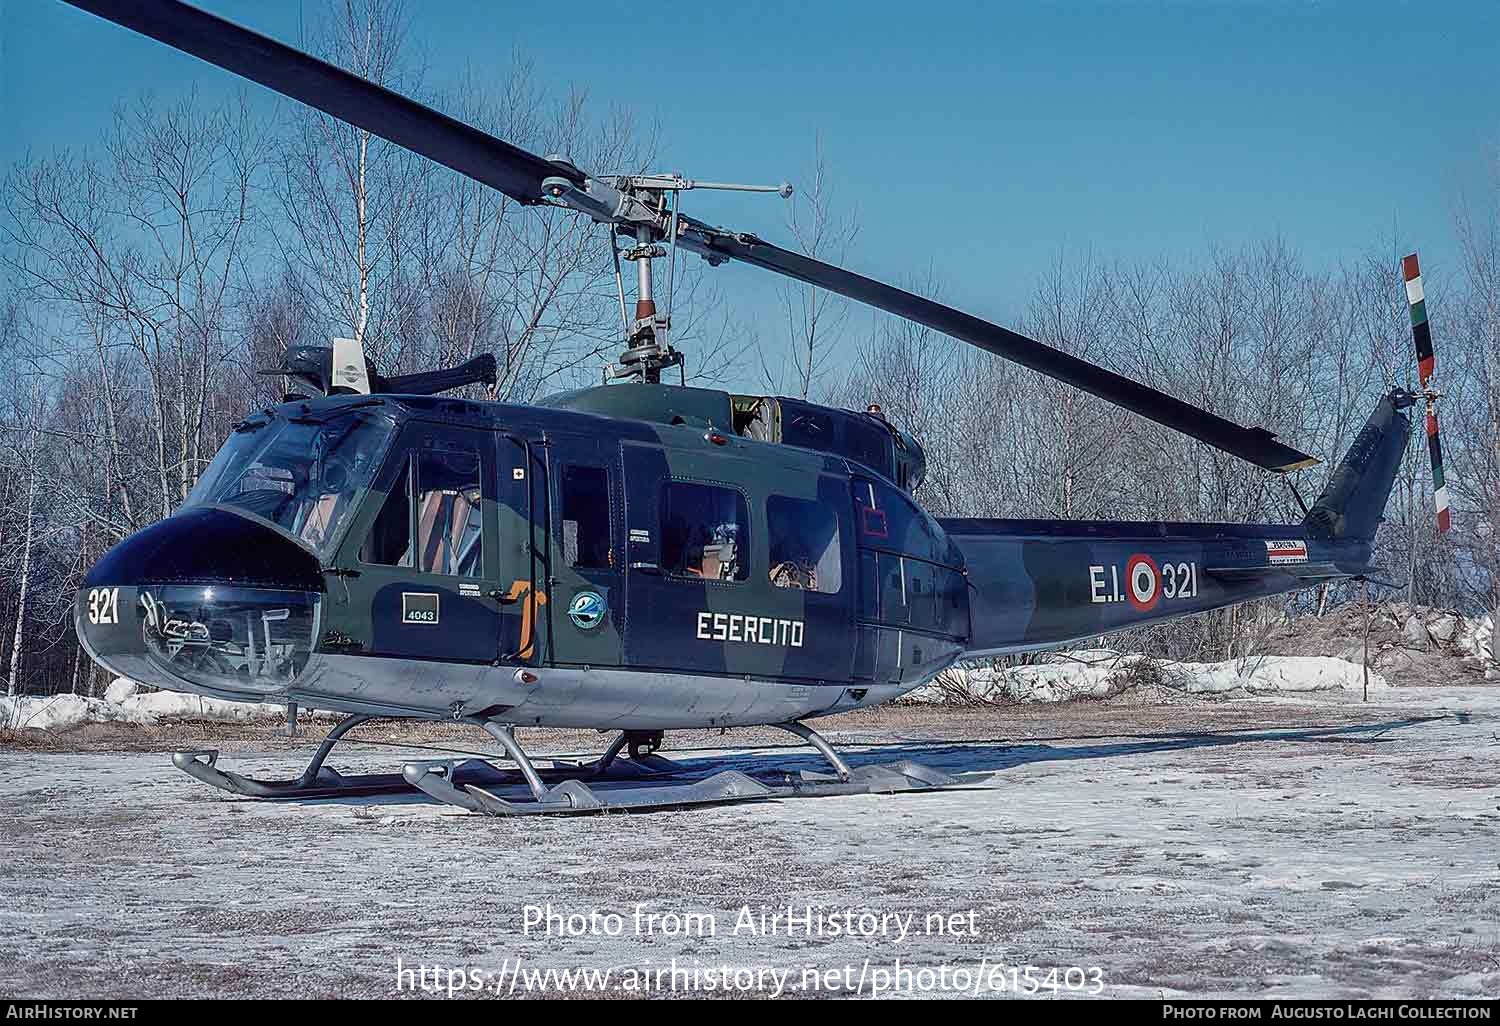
[1401,252,1451,534]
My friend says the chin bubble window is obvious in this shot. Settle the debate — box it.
[660,482,748,582]
[136,585,320,698]
[767,495,842,594]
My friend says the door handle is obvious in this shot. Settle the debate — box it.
[488,588,520,604]
[630,562,663,576]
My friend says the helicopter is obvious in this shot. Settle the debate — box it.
[66,0,1449,816]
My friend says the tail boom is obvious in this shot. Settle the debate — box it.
[940,519,1372,658]
[943,391,1411,658]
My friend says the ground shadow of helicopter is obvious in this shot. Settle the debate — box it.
[218,713,1449,814]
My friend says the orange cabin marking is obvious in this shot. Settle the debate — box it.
[506,579,548,660]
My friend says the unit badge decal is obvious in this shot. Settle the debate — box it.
[567,590,607,630]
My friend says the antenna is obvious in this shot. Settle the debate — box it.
[543,167,793,384]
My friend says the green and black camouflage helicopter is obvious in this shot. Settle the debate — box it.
[68,0,1449,815]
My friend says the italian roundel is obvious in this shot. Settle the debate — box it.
[1125,554,1160,611]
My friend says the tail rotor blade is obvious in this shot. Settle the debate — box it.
[1426,407,1451,534]
[1402,252,1451,534]
[1403,253,1436,386]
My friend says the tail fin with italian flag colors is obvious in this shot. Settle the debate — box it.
[1402,253,1451,534]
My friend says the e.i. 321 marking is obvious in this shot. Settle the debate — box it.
[1089,556,1198,611]
[86,586,120,625]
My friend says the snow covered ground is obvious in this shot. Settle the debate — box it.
[1,684,1497,999]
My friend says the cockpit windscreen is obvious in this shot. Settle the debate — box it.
[186,411,396,557]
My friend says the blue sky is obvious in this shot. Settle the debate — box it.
[3,0,1497,390]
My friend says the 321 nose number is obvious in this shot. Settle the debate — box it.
[86,587,120,625]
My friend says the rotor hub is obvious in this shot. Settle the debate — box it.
[542,170,792,384]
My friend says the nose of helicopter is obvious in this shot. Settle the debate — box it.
[76,508,326,701]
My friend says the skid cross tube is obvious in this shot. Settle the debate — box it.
[593,732,629,775]
[473,719,549,802]
[775,721,852,782]
[291,713,371,786]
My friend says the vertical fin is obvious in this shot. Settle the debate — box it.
[1303,393,1412,542]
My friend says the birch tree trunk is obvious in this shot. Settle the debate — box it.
[6,463,37,698]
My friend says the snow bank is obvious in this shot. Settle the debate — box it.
[1388,605,1493,673]
[1460,614,1494,665]
[922,602,1497,706]
[913,653,1388,705]
[1260,602,1497,686]
[0,679,317,732]
[1177,655,1387,695]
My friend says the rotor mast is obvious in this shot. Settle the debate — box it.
[619,223,674,383]
[543,171,793,384]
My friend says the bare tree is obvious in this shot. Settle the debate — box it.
[1452,149,1500,638]
[4,91,267,525]
[273,0,424,361]
[0,301,67,696]
[765,135,859,399]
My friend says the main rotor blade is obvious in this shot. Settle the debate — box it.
[62,0,580,204]
[62,2,1319,474]
[680,223,1319,473]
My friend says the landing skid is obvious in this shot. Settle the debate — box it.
[170,715,415,800]
[169,715,956,815]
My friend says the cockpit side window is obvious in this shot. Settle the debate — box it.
[767,495,842,594]
[361,460,414,568]
[358,447,483,578]
[415,450,483,577]
[660,481,749,582]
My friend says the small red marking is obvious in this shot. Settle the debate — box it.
[1402,253,1421,281]
[1419,355,1435,382]
[1437,507,1451,533]
[1426,411,1440,437]
[862,507,888,538]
